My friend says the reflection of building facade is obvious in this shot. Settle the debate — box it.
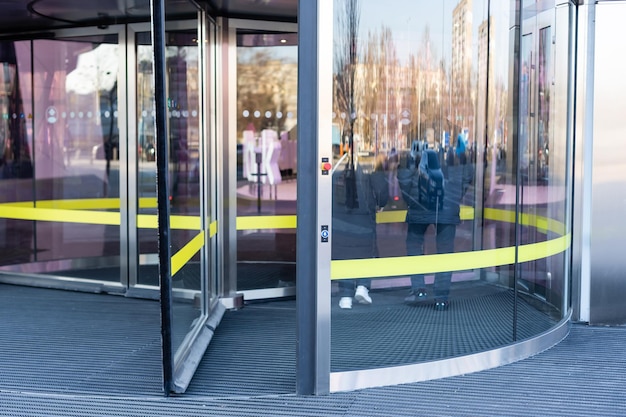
[477,16,496,153]
[343,60,446,153]
[452,0,473,140]
[237,58,298,137]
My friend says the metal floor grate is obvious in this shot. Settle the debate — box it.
[2,325,626,416]
[1,282,626,416]
[0,284,163,396]
[0,280,556,397]
[330,283,555,371]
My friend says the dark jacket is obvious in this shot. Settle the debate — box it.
[397,152,472,225]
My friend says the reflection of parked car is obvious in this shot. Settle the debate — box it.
[91,138,119,163]
[143,142,155,161]
[418,149,444,210]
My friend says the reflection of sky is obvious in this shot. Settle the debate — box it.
[237,1,513,80]
[66,44,118,94]
[356,0,454,64]
[337,0,511,77]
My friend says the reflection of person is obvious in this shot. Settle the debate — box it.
[333,155,389,309]
[456,132,467,165]
[386,147,399,199]
[397,147,473,310]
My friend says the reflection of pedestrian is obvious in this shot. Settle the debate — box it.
[397,148,472,310]
[387,147,400,200]
[456,132,467,165]
[333,155,389,309]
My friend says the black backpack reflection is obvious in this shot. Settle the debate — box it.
[417,149,444,210]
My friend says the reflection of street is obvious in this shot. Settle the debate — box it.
[486,183,566,206]
[0,155,121,265]
[16,152,119,192]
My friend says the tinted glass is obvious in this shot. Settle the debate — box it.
[329,0,569,372]
[236,30,298,292]
[0,37,122,283]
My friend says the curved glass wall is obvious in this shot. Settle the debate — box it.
[330,0,571,376]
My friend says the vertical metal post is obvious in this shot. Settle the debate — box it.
[513,0,522,342]
[575,1,595,324]
[472,0,490,261]
[30,41,38,261]
[296,0,319,394]
[150,0,173,396]
[296,0,332,395]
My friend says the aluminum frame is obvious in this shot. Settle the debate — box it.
[220,17,298,307]
[572,1,594,323]
[296,0,333,396]
[587,1,626,325]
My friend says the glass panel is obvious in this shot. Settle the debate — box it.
[481,2,517,302]
[236,31,298,291]
[327,0,570,374]
[137,34,161,286]
[514,1,568,334]
[0,41,35,268]
[0,36,122,282]
[532,23,565,319]
[136,26,205,355]
[329,0,528,372]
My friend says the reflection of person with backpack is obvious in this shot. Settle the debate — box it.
[333,155,389,309]
[397,148,473,310]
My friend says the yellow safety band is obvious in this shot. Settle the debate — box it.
[0,198,570,281]
[0,205,120,225]
[236,215,297,230]
[171,231,205,277]
[331,234,570,280]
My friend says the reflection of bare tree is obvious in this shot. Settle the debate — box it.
[360,27,396,152]
[237,49,295,134]
[409,26,446,147]
[334,0,360,209]
[334,0,361,159]
[332,2,485,158]
[356,24,449,153]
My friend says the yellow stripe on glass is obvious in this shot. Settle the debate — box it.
[0,198,570,281]
[171,231,205,277]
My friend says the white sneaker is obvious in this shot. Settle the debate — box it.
[339,297,353,309]
[354,285,372,305]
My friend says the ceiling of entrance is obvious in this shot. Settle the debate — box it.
[0,0,297,35]
[205,0,297,20]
